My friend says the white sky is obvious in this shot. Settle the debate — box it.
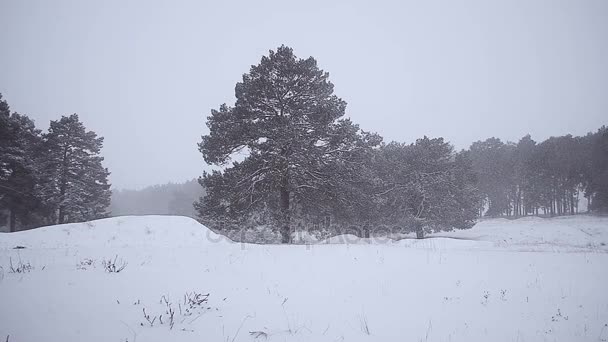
[1,0,607,189]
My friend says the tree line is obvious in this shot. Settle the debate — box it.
[197,46,608,243]
[0,94,111,231]
[2,46,606,237]
[469,129,608,217]
[111,179,204,218]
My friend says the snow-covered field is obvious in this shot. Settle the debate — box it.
[1,215,607,341]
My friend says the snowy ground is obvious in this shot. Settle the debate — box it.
[1,215,607,341]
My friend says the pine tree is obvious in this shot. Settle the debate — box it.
[586,126,608,212]
[0,93,14,191]
[40,114,111,224]
[513,135,539,216]
[197,46,380,242]
[469,138,515,216]
[374,137,479,238]
[533,135,586,216]
[0,94,46,231]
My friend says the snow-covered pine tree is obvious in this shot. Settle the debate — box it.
[39,114,111,224]
[374,137,479,238]
[0,93,14,200]
[197,46,380,243]
[0,94,46,231]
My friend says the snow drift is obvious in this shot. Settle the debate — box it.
[0,215,227,250]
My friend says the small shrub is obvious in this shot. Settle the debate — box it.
[102,255,127,273]
[9,258,33,273]
[358,313,370,335]
[183,291,209,310]
[140,291,211,330]
[481,291,490,306]
[142,308,157,326]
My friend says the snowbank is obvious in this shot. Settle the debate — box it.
[324,215,608,253]
[0,215,227,250]
[429,215,608,252]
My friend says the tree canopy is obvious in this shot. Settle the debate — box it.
[0,95,111,231]
[197,46,479,242]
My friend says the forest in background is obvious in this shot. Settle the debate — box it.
[469,131,607,217]
[110,179,204,219]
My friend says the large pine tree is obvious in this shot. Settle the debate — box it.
[197,46,379,243]
[40,114,111,224]
[0,94,46,231]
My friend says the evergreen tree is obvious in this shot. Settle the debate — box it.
[469,138,515,216]
[0,94,46,231]
[0,93,14,194]
[374,137,479,238]
[534,135,586,216]
[586,126,608,212]
[40,114,111,224]
[197,46,380,242]
[513,135,539,216]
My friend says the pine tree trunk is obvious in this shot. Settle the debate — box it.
[517,189,522,217]
[9,209,16,232]
[414,220,424,239]
[279,175,290,244]
[570,191,575,215]
[58,207,65,224]
[58,145,69,224]
[362,223,370,238]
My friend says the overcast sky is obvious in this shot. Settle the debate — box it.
[1,0,607,189]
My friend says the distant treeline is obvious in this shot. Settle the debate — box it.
[110,179,204,218]
[0,94,111,231]
[469,130,608,218]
